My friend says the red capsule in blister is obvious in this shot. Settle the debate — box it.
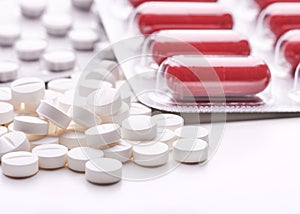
[129,0,217,8]
[263,3,300,41]
[149,30,251,65]
[163,56,271,98]
[254,0,300,11]
[281,33,300,72]
[134,2,233,35]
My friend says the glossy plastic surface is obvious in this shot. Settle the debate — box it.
[254,0,300,11]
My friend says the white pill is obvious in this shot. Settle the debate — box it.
[155,129,176,149]
[57,95,73,113]
[85,158,122,184]
[129,103,151,116]
[101,102,129,125]
[0,87,12,103]
[87,88,122,116]
[11,77,45,103]
[0,131,30,158]
[68,147,104,172]
[1,151,38,178]
[36,101,71,129]
[20,0,46,19]
[30,136,58,149]
[133,142,169,167]
[70,105,102,128]
[0,61,18,83]
[122,115,157,141]
[47,78,74,93]
[0,26,20,46]
[0,126,8,137]
[151,114,184,131]
[103,139,132,163]
[44,89,62,104]
[13,116,49,135]
[85,123,121,148]
[116,81,132,105]
[32,144,68,169]
[43,51,76,71]
[59,131,87,149]
[79,80,112,97]
[99,60,120,81]
[42,14,72,37]
[69,28,99,51]
[15,39,47,61]
[175,126,209,143]
[72,0,94,10]
[0,102,14,124]
[84,67,116,88]
[173,138,208,163]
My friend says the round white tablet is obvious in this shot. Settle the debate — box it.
[129,103,151,116]
[11,77,45,103]
[0,61,18,82]
[1,151,38,178]
[99,60,120,81]
[0,131,30,158]
[0,126,8,137]
[36,101,72,129]
[43,51,76,71]
[68,147,104,172]
[79,80,112,97]
[103,140,132,163]
[151,114,184,131]
[101,102,129,125]
[15,39,47,61]
[87,88,122,116]
[44,90,62,104]
[42,14,72,36]
[0,102,14,124]
[20,0,46,19]
[59,131,87,149]
[57,95,73,113]
[72,0,94,10]
[122,115,157,141]
[155,129,176,149]
[173,138,208,163]
[175,126,209,143]
[69,28,99,51]
[32,144,68,169]
[85,158,122,184]
[0,87,12,103]
[71,105,102,128]
[13,116,49,135]
[133,142,169,167]
[85,123,121,148]
[47,78,75,93]
[30,136,58,149]
[0,26,20,46]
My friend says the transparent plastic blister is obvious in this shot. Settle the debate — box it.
[96,0,300,114]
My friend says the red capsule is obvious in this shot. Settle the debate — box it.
[149,30,251,65]
[281,34,300,72]
[263,3,300,41]
[163,56,271,98]
[135,2,233,35]
[254,0,300,11]
[129,0,217,8]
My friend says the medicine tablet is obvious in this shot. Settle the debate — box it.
[129,103,152,116]
[57,95,73,113]
[79,80,112,97]
[30,136,58,149]
[0,126,8,137]
[85,123,121,148]
[68,147,104,172]
[87,88,122,116]
[11,77,45,103]
[175,126,209,143]
[20,0,46,19]
[122,115,157,141]
[0,102,14,124]
[84,67,116,88]
[0,131,30,158]
[15,39,47,61]
[0,26,20,46]
[69,28,99,51]
[13,116,49,135]
[133,142,169,167]
[71,105,102,128]
[151,114,184,131]
[103,140,132,163]
[0,87,12,103]
[72,0,94,10]
[101,102,129,125]
[43,51,76,71]
[37,101,72,129]
[1,151,38,178]
[173,138,208,163]
[32,144,68,169]
[47,78,75,93]
[0,61,18,83]
[155,129,176,149]
[44,90,62,104]
[85,158,122,184]
[59,131,87,149]
[42,14,72,37]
